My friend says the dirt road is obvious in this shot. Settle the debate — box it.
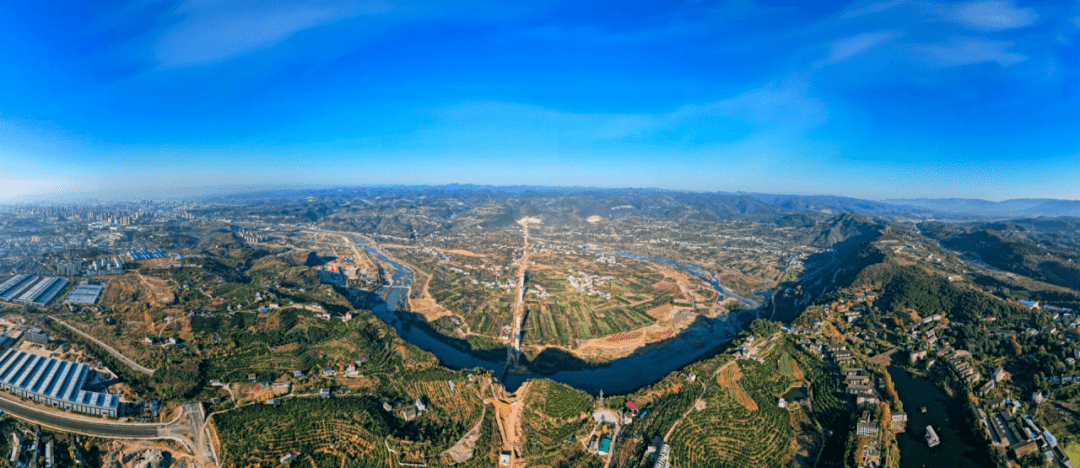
[489,381,530,467]
[52,318,155,376]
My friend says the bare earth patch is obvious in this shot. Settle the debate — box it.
[716,363,758,412]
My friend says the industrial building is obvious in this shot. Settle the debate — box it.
[127,248,166,260]
[0,348,120,417]
[0,275,70,307]
[64,283,105,305]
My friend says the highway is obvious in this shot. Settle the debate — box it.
[0,395,161,438]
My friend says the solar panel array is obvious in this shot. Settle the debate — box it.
[64,283,105,305]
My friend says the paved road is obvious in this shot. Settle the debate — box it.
[0,395,160,438]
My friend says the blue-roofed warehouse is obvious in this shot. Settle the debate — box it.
[0,349,119,417]
[0,275,70,307]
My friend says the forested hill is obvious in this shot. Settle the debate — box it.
[855,263,1030,327]
[767,214,889,322]
[920,221,1080,291]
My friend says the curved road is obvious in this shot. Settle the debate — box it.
[0,396,217,466]
[0,395,160,438]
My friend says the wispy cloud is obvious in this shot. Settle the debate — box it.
[820,31,902,65]
[839,1,906,20]
[152,1,386,68]
[916,37,1027,67]
[691,80,830,131]
[420,79,829,147]
[952,0,1038,31]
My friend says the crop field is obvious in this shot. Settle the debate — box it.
[402,242,687,349]
[667,345,796,468]
[425,268,515,337]
[527,298,658,347]
[778,352,796,380]
[214,396,395,467]
[715,363,758,412]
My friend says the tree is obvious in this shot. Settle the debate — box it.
[749,319,781,338]
[1019,451,1048,467]
[883,372,900,404]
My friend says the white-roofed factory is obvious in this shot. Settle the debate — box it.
[0,348,120,417]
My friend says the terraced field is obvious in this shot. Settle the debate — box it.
[791,345,851,468]
[214,397,395,467]
[200,310,427,383]
[383,368,488,455]
[667,345,797,468]
[521,380,603,467]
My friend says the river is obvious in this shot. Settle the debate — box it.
[353,238,748,394]
[886,366,992,468]
[611,252,764,309]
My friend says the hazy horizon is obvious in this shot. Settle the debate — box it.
[2,0,1079,202]
[3,182,1080,207]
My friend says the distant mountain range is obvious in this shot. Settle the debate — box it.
[10,183,1080,221]
[208,186,1080,221]
[882,198,1080,219]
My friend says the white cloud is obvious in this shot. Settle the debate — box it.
[153,1,384,68]
[917,37,1027,67]
[821,31,902,65]
[691,81,830,131]
[839,1,906,20]
[418,80,829,149]
[954,1,1038,31]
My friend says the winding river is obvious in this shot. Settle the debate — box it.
[353,238,751,394]
[611,252,763,309]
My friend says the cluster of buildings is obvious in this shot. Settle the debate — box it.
[0,275,69,307]
[845,368,884,407]
[735,336,765,362]
[974,398,1073,467]
[0,348,120,417]
[235,230,268,243]
[566,270,615,299]
[825,343,855,366]
[85,256,124,277]
[942,349,982,386]
[8,427,57,468]
[382,397,427,421]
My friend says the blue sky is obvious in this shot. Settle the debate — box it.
[1,0,1078,202]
